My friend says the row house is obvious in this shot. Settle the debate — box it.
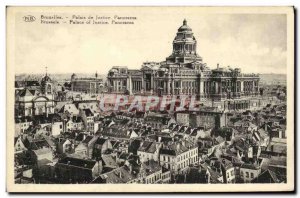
[137,141,161,163]
[139,160,163,184]
[56,156,102,183]
[160,140,198,174]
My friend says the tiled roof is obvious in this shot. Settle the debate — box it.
[252,169,280,183]
[59,157,97,169]
[94,166,137,183]
[141,160,161,176]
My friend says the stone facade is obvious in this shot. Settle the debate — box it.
[71,72,103,94]
[15,74,55,117]
[107,19,260,101]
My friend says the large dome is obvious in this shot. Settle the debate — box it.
[41,74,52,84]
[178,19,192,32]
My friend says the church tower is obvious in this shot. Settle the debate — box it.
[40,67,53,97]
[166,19,202,64]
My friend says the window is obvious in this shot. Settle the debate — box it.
[246,172,249,178]
[251,173,254,178]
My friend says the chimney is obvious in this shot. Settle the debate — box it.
[217,63,219,70]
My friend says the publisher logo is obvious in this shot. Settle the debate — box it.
[23,15,36,22]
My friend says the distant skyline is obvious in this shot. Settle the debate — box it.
[15,9,287,75]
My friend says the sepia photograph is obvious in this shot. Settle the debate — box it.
[6,6,294,192]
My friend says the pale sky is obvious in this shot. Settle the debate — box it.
[14,7,287,75]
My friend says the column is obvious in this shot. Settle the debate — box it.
[129,76,132,95]
[151,73,154,90]
[172,80,175,95]
[134,81,136,91]
[138,81,141,91]
[141,75,144,90]
[199,81,204,97]
[180,81,183,94]
[167,79,171,95]
[241,81,244,93]
[140,81,142,91]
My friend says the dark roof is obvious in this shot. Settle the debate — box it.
[26,80,40,87]
[95,137,107,145]
[160,148,176,156]
[33,114,62,124]
[27,138,51,150]
[185,167,208,183]
[138,141,153,152]
[15,116,33,123]
[59,157,97,169]
[83,108,94,117]
[72,116,83,123]
[142,160,161,176]
[82,135,94,144]
[18,88,36,97]
[252,169,281,183]
[92,166,137,183]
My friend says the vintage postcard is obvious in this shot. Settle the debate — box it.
[7,6,294,192]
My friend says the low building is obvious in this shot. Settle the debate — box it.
[220,158,235,183]
[139,160,162,184]
[161,166,171,183]
[137,141,161,163]
[252,169,281,183]
[92,165,138,184]
[240,163,261,183]
[159,140,198,174]
[15,116,33,136]
[57,138,73,154]
[55,157,102,183]
[14,137,27,154]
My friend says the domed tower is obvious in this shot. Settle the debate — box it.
[71,73,77,81]
[166,19,202,64]
[41,72,53,95]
